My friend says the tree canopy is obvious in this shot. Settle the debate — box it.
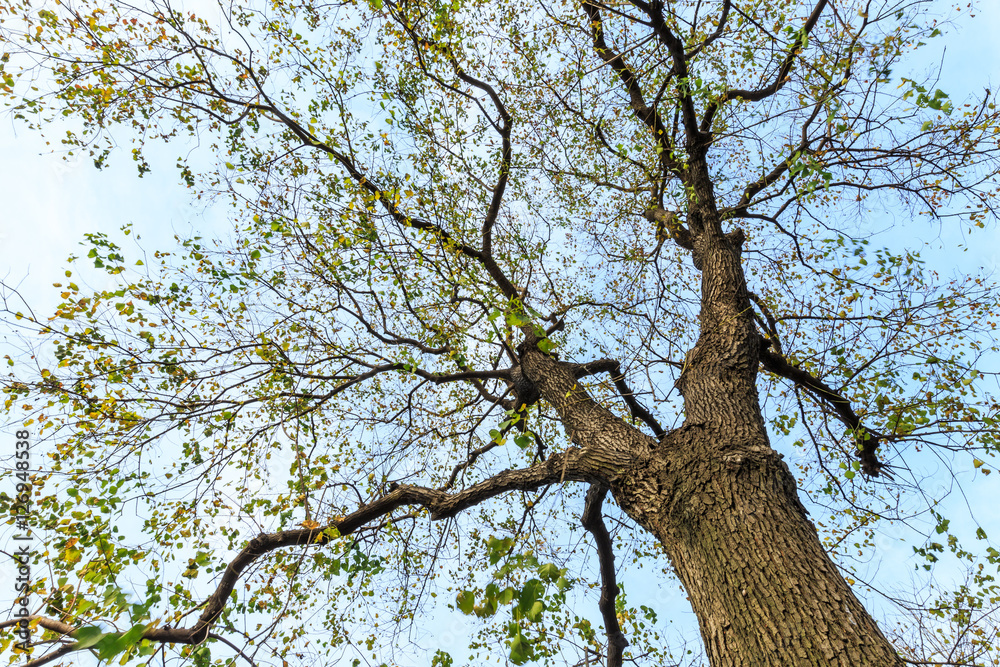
[2,0,1000,665]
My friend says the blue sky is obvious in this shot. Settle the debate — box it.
[2,1,998,310]
[0,0,1000,310]
[1,0,999,663]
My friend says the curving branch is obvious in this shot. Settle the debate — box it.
[0,450,599,665]
[148,23,523,302]
[253,98,519,300]
[582,0,682,178]
[685,0,733,60]
[700,0,829,132]
[725,101,828,216]
[581,484,627,667]
[383,1,514,265]
[23,643,78,667]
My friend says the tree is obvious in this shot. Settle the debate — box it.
[2,0,1000,664]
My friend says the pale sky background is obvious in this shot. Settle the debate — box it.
[1,0,1000,663]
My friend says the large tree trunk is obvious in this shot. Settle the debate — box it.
[615,431,901,666]
[520,184,903,665]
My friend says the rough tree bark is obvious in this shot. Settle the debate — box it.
[9,0,996,663]
[518,162,904,666]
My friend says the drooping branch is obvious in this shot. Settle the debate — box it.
[1,451,598,665]
[758,341,888,476]
[581,484,627,667]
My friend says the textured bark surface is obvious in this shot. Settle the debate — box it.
[520,183,904,664]
[615,435,901,666]
[521,347,903,665]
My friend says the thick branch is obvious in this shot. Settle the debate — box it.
[2,452,597,664]
[581,485,627,667]
[520,348,658,471]
[572,358,666,439]
[644,207,695,251]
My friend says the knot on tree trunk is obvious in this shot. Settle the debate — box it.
[510,364,540,409]
[644,207,705,269]
[725,227,745,250]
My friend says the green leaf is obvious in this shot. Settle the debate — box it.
[505,311,529,327]
[509,633,531,665]
[72,626,106,649]
[456,590,475,614]
[95,634,125,660]
[537,563,559,582]
[518,579,544,614]
[431,650,454,667]
[474,596,498,618]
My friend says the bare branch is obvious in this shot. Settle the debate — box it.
[581,485,627,667]
[583,0,682,176]
[701,0,829,131]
